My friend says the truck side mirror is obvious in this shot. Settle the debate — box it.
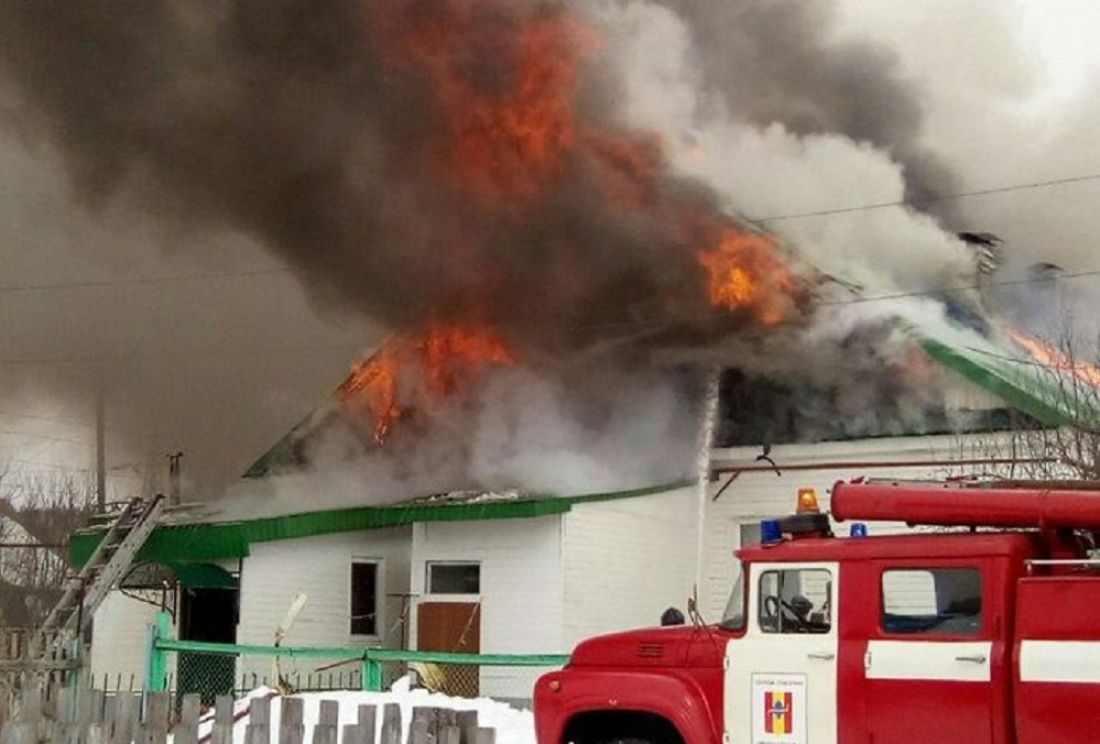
[660,607,685,626]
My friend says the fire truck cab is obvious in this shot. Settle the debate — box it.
[533,481,1100,744]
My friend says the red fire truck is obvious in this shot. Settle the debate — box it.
[533,480,1100,744]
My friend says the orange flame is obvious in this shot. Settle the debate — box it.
[450,14,591,200]
[698,231,797,326]
[373,3,594,201]
[421,324,519,395]
[1007,328,1100,388]
[339,325,517,444]
[337,345,403,444]
[368,1,802,335]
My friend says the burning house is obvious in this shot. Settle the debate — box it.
[12,0,1091,707]
[70,296,1098,701]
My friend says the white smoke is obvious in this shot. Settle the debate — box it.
[588,0,975,298]
[832,0,1100,342]
[212,364,702,515]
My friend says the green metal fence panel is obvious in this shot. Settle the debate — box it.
[150,635,569,704]
[155,639,363,658]
[144,611,172,693]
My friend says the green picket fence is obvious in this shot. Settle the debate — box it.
[144,615,568,707]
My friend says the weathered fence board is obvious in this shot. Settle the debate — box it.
[211,695,234,744]
[355,705,375,744]
[174,695,200,744]
[456,711,478,744]
[1,690,497,744]
[379,704,401,744]
[279,698,305,744]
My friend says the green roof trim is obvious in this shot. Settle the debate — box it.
[69,480,692,567]
[71,521,250,568]
[917,337,1073,427]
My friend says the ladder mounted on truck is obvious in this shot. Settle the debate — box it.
[41,494,167,640]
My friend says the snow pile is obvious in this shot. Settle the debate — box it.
[193,679,535,744]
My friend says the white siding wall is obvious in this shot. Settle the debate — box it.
[561,486,698,650]
[409,516,564,700]
[236,526,411,680]
[701,432,1017,618]
[89,590,167,686]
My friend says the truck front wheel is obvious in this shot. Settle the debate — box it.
[564,712,685,744]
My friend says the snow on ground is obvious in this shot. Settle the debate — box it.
[192,677,535,744]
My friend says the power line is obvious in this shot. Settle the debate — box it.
[0,410,148,442]
[0,342,366,367]
[0,267,1098,367]
[0,266,293,294]
[0,411,93,431]
[0,429,87,446]
[752,171,1100,223]
[5,459,94,474]
[0,171,1098,295]
[816,266,1100,308]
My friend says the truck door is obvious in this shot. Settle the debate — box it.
[863,562,992,744]
[1015,576,1100,742]
[726,562,839,744]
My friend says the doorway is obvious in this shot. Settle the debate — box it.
[416,601,481,696]
[178,584,238,703]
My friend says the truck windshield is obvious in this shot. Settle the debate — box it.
[719,563,745,630]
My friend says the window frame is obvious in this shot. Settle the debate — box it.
[878,565,985,639]
[349,559,384,639]
[425,561,482,596]
[756,566,834,635]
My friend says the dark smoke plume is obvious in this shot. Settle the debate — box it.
[0,0,984,500]
[0,0,804,360]
[651,0,962,226]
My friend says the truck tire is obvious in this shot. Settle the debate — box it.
[565,712,684,744]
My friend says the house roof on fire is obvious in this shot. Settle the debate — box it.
[243,305,1099,479]
[68,481,691,567]
[901,303,1098,427]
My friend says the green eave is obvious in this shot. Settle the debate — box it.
[69,480,690,567]
[918,337,1075,426]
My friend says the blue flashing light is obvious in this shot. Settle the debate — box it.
[849,523,868,538]
[761,519,783,544]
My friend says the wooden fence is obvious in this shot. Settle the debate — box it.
[0,687,499,744]
[0,629,80,730]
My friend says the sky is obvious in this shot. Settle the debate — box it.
[2,0,1100,500]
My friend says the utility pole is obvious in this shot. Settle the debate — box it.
[95,386,106,513]
[167,452,183,505]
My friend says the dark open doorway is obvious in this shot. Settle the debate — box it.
[179,587,237,643]
[178,582,238,703]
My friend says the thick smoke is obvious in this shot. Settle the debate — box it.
[0,0,803,358]
[587,1,975,307]
[4,0,1070,501]
[832,0,1100,344]
[645,0,964,226]
[222,363,705,516]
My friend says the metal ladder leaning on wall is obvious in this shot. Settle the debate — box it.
[41,493,167,642]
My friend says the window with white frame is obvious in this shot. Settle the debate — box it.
[350,561,380,636]
[758,568,832,634]
[427,562,480,594]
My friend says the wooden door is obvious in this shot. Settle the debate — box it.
[417,602,480,697]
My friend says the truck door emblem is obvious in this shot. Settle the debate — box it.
[764,691,793,734]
